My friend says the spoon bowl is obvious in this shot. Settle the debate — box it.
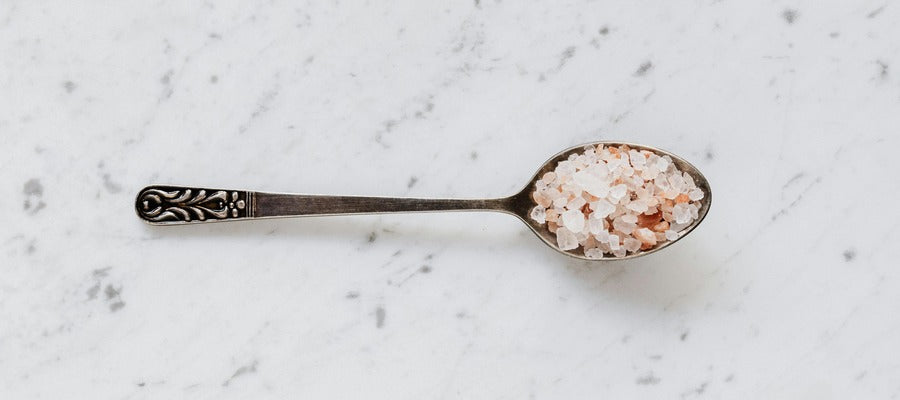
[506,141,711,260]
[136,141,711,261]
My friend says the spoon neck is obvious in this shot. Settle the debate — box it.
[252,192,514,217]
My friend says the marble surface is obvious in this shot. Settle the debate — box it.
[2,1,899,398]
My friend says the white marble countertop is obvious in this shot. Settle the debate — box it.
[2,1,899,398]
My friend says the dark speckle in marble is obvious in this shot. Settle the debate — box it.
[104,284,125,312]
[86,282,101,300]
[23,178,43,196]
[346,291,359,299]
[160,69,173,85]
[210,75,218,84]
[367,231,377,243]
[419,265,432,273]
[470,151,478,160]
[634,61,653,77]
[686,382,709,396]
[414,101,434,118]
[23,178,46,214]
[62,81,76,93]
[782,9,798,24]
[223,360,258,386]
[843,249,856,262]
[558,46,576,69]
[599,26,609,35]
[876,60,889,80]
[383,119,398,133]
[93,267,111,278]
[704,149,714,161]
[867,5,885,19]
[680,330,689,341]
[407,176,418,188]
[104,284,119,300]
[375,306,386,328]
[101,173,122,194]
[635,372,660,385]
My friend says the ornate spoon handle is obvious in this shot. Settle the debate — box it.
[135,185,513,225]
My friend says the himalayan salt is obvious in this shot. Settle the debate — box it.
[556,227,579,250]
[623,237,642,252]
[584,248,605,259]
[530,206,546,224]
[587,214,606,235]
[529,144,704,257]
[608,234,621,250]
[672,203,692,224]
[633,228,657,246]
[561,209,585,232]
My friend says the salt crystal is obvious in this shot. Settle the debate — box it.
[655,231,666,242]
[557,160,576,177]
[626,198,649,213]
[633,228,657,246]
[688,188,704,201]
[545,209,559,222]
[541,171,557,184]
[623,237,642,252]
[683,172,695,188]
[561,183,582,197]
[556,227,579,250]
[584,248,605,259]
[629,150,645,168]
[609,184,628,201]
[575,230,589,242]
[665,230,679,241]
[530,206,546,224]
[567,196,587,210]
[672,203,692,224]
[613,215,636,234]
[655,157,670,172]
[608,234,621,250]
[590,199,616,218]
[588,214,605,235]
[553,196,568,208]
[641,166,659,181]
[561,209,585,233]
[669,173,686,192]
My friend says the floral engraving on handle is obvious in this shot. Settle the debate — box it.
[137,187,249,222]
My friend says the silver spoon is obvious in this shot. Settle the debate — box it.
[135,141,711,260]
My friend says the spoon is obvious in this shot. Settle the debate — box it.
[135,141,711,260]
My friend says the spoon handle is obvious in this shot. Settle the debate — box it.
[135,185,513,225]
